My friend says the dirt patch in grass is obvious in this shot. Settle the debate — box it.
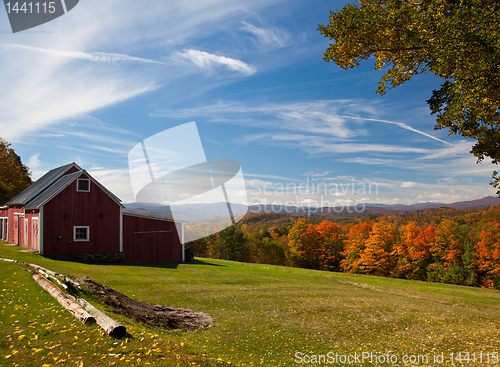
[76,276,213,332]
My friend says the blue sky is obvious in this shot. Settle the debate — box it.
[0,0,496,207]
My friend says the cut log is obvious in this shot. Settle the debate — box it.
[23,262,81,290]
[77,298,126,338]
[31,272,95,325]
[0,258,17,263]
[23,262,57,276]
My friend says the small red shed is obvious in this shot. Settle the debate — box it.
[0,163,184,263]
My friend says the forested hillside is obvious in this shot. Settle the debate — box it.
[187,204,500,289]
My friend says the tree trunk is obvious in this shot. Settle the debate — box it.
[23,262,81,290]
[0,258,17,263]
[31,272,95,325]
[77,298,126,337]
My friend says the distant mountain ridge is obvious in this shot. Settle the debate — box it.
[364,196,500,211]
[123,196,500,222]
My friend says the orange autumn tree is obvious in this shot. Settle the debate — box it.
[287,220,338,270]
[393,222,433,280]
[356,219,397,276]
[300,224,325,269]
[315,220,344,271]
[475,222,500,288]
[341,221,373,273]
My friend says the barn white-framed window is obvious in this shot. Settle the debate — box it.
[77,179,90,192]
[73,226,90,241]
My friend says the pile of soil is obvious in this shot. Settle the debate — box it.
[75,276,213,332]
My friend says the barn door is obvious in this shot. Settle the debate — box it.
[32,218,39,251]
[13,216,19,245]
[24,218,28,248]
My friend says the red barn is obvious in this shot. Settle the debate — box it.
[0,163,184,263]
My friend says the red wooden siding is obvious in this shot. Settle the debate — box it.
[25,210,40,251]
[5,206,24,245]
[63,166,80,175]
[42,178,121,256]
[0,207,39,250]
[123,214,183,263]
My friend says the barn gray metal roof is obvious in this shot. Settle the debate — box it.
[7,163,81,206]
[24,171,81,209]
[7,162,123,209]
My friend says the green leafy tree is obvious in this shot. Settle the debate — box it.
[210,225,250,262]
[0,138,31,205]
[319,0,500,192]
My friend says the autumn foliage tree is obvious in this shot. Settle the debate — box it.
[210,225,249,262]
[357,219,397,276]
[0,138,31,205]
[315,220,344,271]
[249,226,289,266]
[393,222,433,280]
[475,222,500,288]
[288,218,309,268]
[287,219,345,270]
[341,221,373,273]
[427,219,477,285]
[288,219,323,269]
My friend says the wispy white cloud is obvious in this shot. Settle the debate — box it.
[341,151,494,177]
[0,77,156,141]
[88,145,128,154]
[420,140,473,159]
[152,99,454,145]
[1,44,166,65]
[87,166,135,203]
[341,115,452,145]
[152,100,361,138]
[243,172,297,181]
[400,181,417,188]
[173,49,256,75]
[241,21,290,48]
[304,171,332,178]
[265,133,430,155]
[27,153,42,170]
[40,134,66,138]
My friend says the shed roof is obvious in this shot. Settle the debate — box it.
[24,171,81,209]
[7,163,81,206]
[7,162,123,209]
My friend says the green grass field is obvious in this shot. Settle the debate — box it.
[1,243,500,366]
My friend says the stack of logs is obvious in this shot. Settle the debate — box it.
[1,257,213,335]
[23,262,127,338]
